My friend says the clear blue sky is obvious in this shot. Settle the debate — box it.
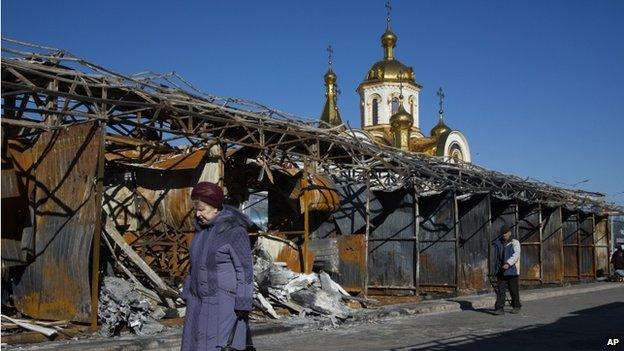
[3,1,623,205]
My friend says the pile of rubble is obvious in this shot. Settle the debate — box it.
[98,277,166,336]
[252,243,354,321]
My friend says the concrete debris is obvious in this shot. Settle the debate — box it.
[290,287,351,320]
[98,277,165,337]
[319,271,349,297]
[252,240,353,320]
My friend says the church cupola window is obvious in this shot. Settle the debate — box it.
[372,98,379,124]
[391,97,400,114]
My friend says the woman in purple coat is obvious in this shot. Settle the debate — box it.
[181,182,254,351]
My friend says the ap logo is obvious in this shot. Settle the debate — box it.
[607,338,619,346]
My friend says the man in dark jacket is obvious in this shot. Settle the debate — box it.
[492,224,522,315]
[611,243,624,280]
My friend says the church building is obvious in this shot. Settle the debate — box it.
[320,7,471,163]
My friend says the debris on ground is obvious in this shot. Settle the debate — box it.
[98,276,165,336]
[252,237,355,321]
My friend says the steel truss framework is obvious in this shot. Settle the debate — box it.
[1,38,622,214]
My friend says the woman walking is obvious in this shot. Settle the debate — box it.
[181,181,254,351]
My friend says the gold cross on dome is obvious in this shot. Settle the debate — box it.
[327,45,333,68]
[385,0,392,26]
[437,87,445,115]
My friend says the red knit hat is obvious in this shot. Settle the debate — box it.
[191,182,224,210]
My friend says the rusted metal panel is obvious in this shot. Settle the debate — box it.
[333,182,379,235]
[579,213,595,278]
[418,191,456,288]
[457,194,490,292]
[562,210,579,280]
[336,234,366,292]
[1,170,31,266]
[1,169,20,198]
[102,164,204,279]
[489,200,518,274]
[12,122,102,322]
[541,206,563,283]
[594,216,609,277]
[518,204,541,282]
[368,188,415,291]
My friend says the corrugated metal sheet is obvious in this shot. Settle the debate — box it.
[541,206,563,283]
[2,142,35,267]
[594,216,610,277]
[336,234,366,292]
[457,194,490,292]
[562,210,579,280]
[333,182,380,235]
[368,188,416,291]
[419,191,456,289]
[579,213,595,278]
[12,122,102,322]
[518,204,541,282]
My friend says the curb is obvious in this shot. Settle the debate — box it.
[353,282,623,320]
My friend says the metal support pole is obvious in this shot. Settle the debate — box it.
[413,183,420,296]
[577,211,581,281]
[537,204,544,284]
[364,174,371,296]
[90,120,106,330]
[302,158,311,273]
[453,192,460,291]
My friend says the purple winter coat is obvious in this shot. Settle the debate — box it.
[181,205,254,351]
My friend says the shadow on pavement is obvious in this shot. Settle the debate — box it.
[390,302,624,351]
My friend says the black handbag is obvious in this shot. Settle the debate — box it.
[220,316,256,351]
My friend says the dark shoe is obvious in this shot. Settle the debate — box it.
[510,308,521,314]
[493,309,504,315]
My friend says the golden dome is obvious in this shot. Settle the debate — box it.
[389,103,414,129]
[324,68,336,84]
[381,29,397,49]
[430,118,451,136]
[364,60,415,83]
[358,27,419,88]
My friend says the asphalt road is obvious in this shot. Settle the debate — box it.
[254,286,624,351]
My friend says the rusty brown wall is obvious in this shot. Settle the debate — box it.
[418,191,456,289]
[336,234,366,292]
[594,216,610,277]
[518,204,541,283]
[541,206,563,284]
[11,122,102,322]
[457,194,490,292]
[563,210,580,280]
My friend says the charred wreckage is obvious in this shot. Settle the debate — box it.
[1,38,622,342]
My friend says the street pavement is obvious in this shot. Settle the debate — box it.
[254,286,624,351]
[6,284,622,350]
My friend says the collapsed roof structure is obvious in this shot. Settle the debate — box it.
[1,38,622,330]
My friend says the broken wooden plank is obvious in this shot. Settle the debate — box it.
[1,315,57,337]
[103,220,176,308]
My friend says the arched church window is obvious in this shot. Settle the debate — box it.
[409,96,415,116]
[391,97,399,114]
[372,98,379,124]
[449,143,464,163]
